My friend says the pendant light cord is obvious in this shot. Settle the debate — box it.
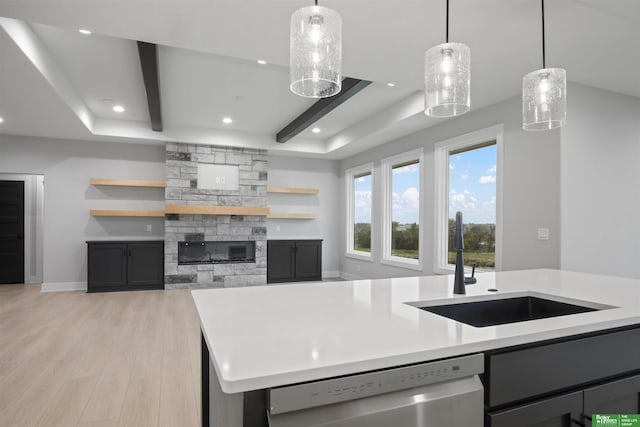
[445,0,449,43]
[315,0,318,5]
[541,0,546,68]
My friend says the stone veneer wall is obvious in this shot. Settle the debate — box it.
[164,143,268,289]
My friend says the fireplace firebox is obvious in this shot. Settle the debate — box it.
[178,241,256,265]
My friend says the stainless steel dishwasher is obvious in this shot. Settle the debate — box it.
[267,353,484,427]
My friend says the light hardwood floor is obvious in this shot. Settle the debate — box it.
[0,284,202,427]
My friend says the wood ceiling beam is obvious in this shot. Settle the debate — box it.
[276,77,372,143]
[137,41,163,132]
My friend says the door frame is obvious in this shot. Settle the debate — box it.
[0,174,44,284]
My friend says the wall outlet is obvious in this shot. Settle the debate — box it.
[356,264,361,272]
[276,225,281,232]
[537,228,550,240]
[146,224,153,232]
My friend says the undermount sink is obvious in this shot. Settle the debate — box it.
[413,295,608,327]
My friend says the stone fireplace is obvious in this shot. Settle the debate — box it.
[164,143,267,289]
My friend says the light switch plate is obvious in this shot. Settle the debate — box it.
[537,228,550,240]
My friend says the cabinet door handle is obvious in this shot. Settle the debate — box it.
[123,249,126,256]
[128,249,132,256]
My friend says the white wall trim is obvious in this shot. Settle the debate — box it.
[433,124,504,274]
[339,271,367,281]
[322,270,341,279]
[345,252,374,262]
[41,282,86,292]
[345,162,374,259]
[380,148,424,270]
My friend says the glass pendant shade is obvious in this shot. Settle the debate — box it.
[522,67,566,130]
[290,5,342,98]
[424,42,470,117]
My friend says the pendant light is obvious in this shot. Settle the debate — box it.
[424,0,470,117]
[290,0,342,98]
[523,0,566,130]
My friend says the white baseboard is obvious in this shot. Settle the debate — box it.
[322,270,340,279]
[41,282,87,292]
[339,271,367,281]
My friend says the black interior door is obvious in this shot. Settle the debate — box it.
[0,181,24,284]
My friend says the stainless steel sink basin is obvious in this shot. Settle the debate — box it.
[412,295,608,327]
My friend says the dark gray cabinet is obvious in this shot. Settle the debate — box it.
[485,327,640,427]
[267,240,322,283]
[583,375,640,423]
[487,377,640,427]
[487,391,583,427]
[88,240,164,292]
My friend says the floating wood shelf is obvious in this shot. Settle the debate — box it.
[267,213,318,219]
[90,209,166,217]
[267,186,319,195]
[90,178,166,188]
[165,204,270,216]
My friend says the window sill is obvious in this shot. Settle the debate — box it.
[435,264,494,275]
[381,256,423,271]
[346,251,374,262]
[434,265,454,275]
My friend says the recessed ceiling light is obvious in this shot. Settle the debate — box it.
[257,60,267,65]
[387,82,395,87]
[222,117,233,124]
[312,127,321,133]
[0,117,4,123]
[112,105,125,113]
[78,29,92,35]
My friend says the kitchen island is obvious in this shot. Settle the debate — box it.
[192,269,640,426]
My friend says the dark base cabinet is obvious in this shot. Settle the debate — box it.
[267,240,322,283]
[88,241,164,292]
[484,326,640,427]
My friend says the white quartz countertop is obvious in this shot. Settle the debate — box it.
[191,269,640,393]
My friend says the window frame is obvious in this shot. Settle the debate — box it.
[433,124,504,275]
[345,162,374,261]
[381,148,424,270]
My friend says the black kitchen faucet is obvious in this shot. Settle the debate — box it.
[453,211,477,295]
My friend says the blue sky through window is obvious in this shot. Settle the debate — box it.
[449,144,496,224]
[354,174,372,223]
[392,162,420,225]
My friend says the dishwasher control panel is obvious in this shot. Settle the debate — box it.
[269,353,484,415]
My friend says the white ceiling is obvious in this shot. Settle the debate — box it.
[0,0,639,159]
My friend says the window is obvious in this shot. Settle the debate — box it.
[435,125,503,274]
[346,163,373,260]
[382,149,424,269]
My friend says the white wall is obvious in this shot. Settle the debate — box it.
[340,94,562,279]
[561,84,640,279]
[267,155,340,277]
[0,173,44,284]
[0,134,165,290]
